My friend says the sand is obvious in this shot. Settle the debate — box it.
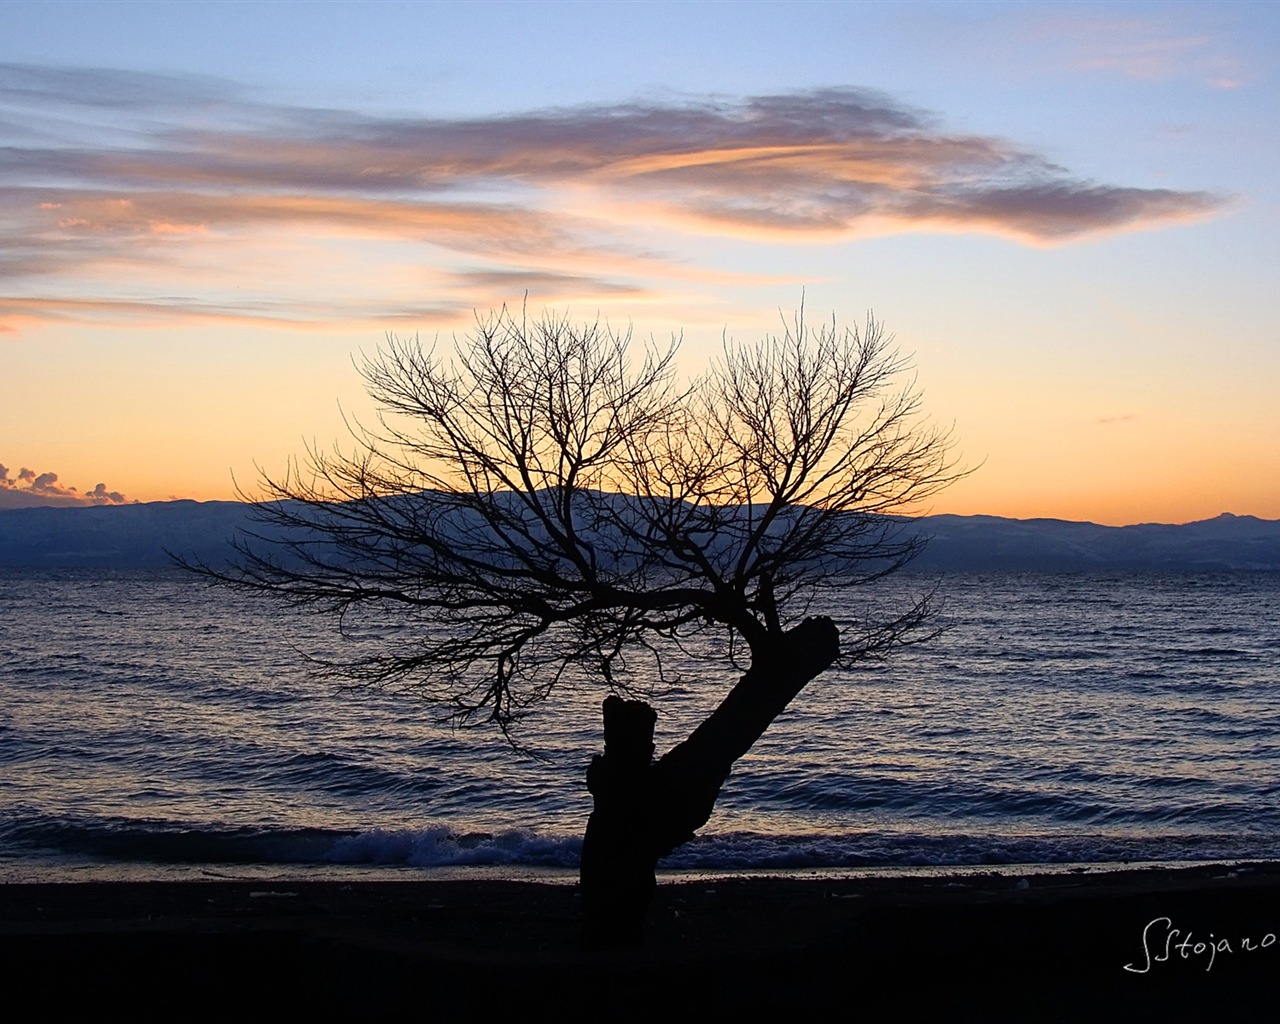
[4,864,1279,1019]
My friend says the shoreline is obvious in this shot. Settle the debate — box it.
[3,854,1262,886]
[6,861,1279,1017]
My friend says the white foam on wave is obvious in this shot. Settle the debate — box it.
[317,824,1275,872]
[325,826,582,868]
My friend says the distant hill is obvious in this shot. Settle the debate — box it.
[1,500,1278,572]
[908,513,1280,572]
[0,500,258,569]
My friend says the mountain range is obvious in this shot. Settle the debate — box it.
[2,500,1278,572]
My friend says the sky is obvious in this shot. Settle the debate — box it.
[2,0,1277,525]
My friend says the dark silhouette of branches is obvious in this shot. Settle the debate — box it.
[204,305,960,734]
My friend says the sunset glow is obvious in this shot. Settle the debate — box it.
[3,1,1277,524]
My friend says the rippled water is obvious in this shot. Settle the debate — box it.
[2,569,1278,879]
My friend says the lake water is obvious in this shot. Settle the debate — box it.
[2,569,1278,880]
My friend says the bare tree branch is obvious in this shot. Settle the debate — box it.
[190,304,962,732]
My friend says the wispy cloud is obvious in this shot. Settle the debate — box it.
[1025,12,1248,88]
[0,65,1226,333]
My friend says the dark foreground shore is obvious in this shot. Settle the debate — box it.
[5,864,1279,1019]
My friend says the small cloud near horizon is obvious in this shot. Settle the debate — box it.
[1095,413,1138,425]
[0,462,129,508]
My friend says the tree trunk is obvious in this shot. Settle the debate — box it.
[579,615,840,948]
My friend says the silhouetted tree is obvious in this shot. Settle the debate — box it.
[208,305,959,946]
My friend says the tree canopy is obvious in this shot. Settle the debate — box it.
[220,306,959,735]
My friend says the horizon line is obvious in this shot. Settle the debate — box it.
[0,493,1273,530]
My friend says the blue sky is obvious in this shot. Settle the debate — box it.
[3,1,1277,523]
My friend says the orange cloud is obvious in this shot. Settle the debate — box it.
[20,188,570,252]
[0,67,1228,332]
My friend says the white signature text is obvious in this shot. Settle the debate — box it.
[1124,916,1276,973]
